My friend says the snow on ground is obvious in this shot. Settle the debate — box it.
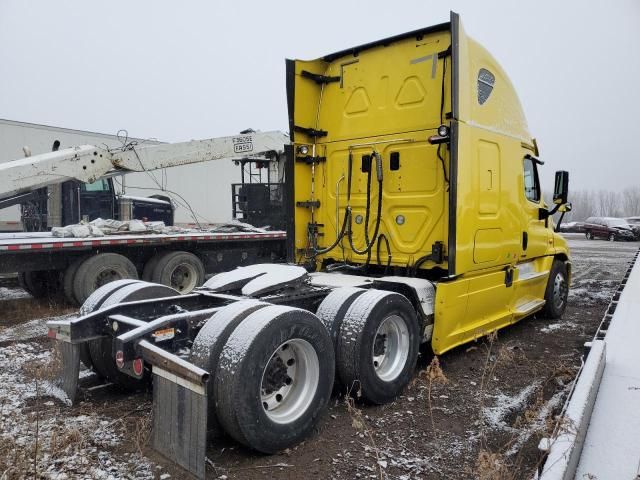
[0,286,31,301]
[482,382,568,457]
[0,316,159,479]
[0,314,74,344]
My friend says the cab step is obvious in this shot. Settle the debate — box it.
[514,299,545,316]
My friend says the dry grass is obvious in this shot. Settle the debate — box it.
[0,297,73,328]
[344,384,384,480]
[422,356,448,437]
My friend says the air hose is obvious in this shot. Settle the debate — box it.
[310,150,384,262]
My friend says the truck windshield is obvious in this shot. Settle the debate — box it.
[82,179,110,192]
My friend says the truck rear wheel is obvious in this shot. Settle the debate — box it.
[316,287,366,347]
[72,253,138,304]
[214,305,334,453]
[88,281,179,390]
[336,289,420,404]
[78,279,141,370]
[148,251,204,293]
[190,300,269,438]
[542,260,569,319]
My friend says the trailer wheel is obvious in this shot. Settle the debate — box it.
[149,251,205,293]
[88,281,178,390]
[542,261,569,319]
[316,287,366,347]
[336,289,420,405]
[19,270,62,299]
[72,253,138,304]
[190,300,269,438]
[62,257,89,305]
[215,305,334,453]
[141,253,162,282]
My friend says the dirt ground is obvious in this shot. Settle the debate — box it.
[0,234,638,480]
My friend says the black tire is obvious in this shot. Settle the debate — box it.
[17,272,33,296]
[608,233,616,242]
[72,253,138,305]
[336,289,420,405]
[190,300,269,438]
[63,257,88,305]
[542,260,569,319]
[20,270,62,299]
[149,251,205,293]
[141,253,163,281]
[77,279,142,370]
[88,282,178,390]
[316,287,366,347]
[585,231,593,240]
[215,305,334,453]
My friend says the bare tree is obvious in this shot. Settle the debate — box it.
[621,187,640,217]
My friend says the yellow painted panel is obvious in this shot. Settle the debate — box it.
[474,228,502,263]
[477,141,500,215]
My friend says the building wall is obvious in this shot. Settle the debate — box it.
[0,119,241,228]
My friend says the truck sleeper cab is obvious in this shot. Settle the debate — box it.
[48,12,571,479]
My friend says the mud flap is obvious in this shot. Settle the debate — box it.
[152,366,208,479]
[54,341,80,404]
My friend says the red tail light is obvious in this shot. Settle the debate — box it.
[115,351,124,369]
[133,358,144,376]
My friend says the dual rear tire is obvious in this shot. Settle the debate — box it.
[191,302,335,453]
[61,250,204,305]
[317,289,420,404]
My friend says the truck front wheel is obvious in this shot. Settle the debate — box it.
[542,261,569,319]
[336,289,420,404]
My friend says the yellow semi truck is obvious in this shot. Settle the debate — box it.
[48,12,570,478]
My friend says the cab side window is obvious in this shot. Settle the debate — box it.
[523,157,540,202]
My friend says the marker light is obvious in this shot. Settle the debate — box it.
[437,125,450,137]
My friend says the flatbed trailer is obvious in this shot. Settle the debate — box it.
[0,230,286,304]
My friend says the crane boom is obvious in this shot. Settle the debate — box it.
[0,130,288,202]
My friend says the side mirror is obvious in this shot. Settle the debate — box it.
[559,202,572,213]
[553,170,569,205]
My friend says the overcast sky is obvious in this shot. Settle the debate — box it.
[1,0,639,191]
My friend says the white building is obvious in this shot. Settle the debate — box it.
[0,118,243,230]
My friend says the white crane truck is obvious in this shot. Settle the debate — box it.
[0,131,288,303]
[47,13,572,478]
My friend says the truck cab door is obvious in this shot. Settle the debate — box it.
[520,155,549,259]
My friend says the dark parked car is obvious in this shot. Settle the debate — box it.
[625,217,640,239]
[584,217,637,241]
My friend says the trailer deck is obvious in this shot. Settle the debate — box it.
[0,230,286,252]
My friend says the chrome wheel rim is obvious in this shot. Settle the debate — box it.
[552,272,568,310]
[372,314,410,382]
[171,263,198,292]
[260,339,319,424]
